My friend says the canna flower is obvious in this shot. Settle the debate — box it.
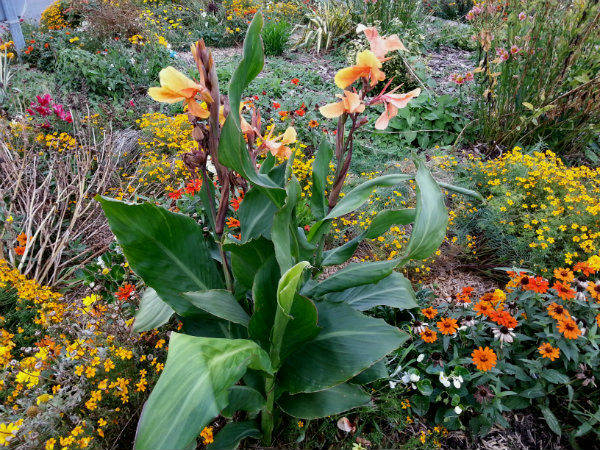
[320,90,366,118]
[538,342,560,361]
[334,50,386,89]
[358,25,406,60]
[148,67,213,118]
[259,126,297,158]
[372,88,420,130]
[471,346,497,371]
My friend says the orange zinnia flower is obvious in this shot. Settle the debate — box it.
[526,276,549,293]
[554,268,574,283]
[436,317,458,335]
[552,281,575,301]
[596,313,600,327]
[538,342,560,361]
[473,300,494,318]
[148,66,213,118]
[334,50,386,89]
[319,90,365,118]
[587,281,600,301]
[420,328,437,343]
[547,302,570,320]
[421,306,438,319]
[557,317,581,339]
[490,309,518,328]
[471,346,497,371]
[226,217,240,229]
[573,261,595,276]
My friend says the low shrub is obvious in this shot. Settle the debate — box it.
[395,262,600,442]
[262,20,291,56]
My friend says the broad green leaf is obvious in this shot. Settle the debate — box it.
[305,259,399,298]
[403,161,448,261]
[98,197,223,316]
[321,234,362,266]
[540,406,561,437]
[134,334,272,450]
[207,421,261,450]
[224,237,274,291]
[217,13,285,205]
[271,261,312,367]
[238,188,277,242]
[437,181,484,202]
[248,256,280,349]
[351,359,389,384]
[310,140,333,219]
[325,174,412,220]
[278,302,407,394]
[183,290,250,327]
[271,176,301,273]
[325,271,417,311]
[541,369,570,384]
[133,288,174,332]
[222,386,265,418]
[278,294,319,362]
[278,383,371,419]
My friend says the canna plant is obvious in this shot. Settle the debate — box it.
[97,12,480,450]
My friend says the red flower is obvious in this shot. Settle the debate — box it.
[230,196,242,211]
[291,78,300,85]
[185,178,202,195]
[14,246,26,255]
[168,189,183,200]
[295,109,305,117]
[226,217,240,228]
[273,102,280,109]
[526,276,549,293]
[116,284,136,301]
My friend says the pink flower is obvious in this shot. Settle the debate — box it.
[518,11,526,20]
[510,45,520,54]
[372,87,420,130]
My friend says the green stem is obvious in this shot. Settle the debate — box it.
[262,375,276,446]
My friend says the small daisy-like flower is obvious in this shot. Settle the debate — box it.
[547,302,570,320]
[436,317,458,335]
[492,326,515,344]
[553,281,575,300]
[421,306,438,319]
[420,328,438,343]
[557,317,581,339]
[471,346,497,371]
[587,281,600,300]
[554,268,574,283]
[538,342,560,361]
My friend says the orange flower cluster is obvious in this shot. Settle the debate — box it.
[14,233,27,256]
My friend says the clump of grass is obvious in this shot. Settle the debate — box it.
[262,20,291,56]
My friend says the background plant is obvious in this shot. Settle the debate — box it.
[261,20,291,56]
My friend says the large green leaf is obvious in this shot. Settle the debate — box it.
[325,174,412,220]
[403,161,448,261]
[278,302,406,394]
[207,421,261,450]
[278,383,371,419]
[134,334,272,450]
[248,256,280,349]
[98,197,223,316]
[238,188,277,242]
[270,261,313,368]
[325,272,417,311]
[133,288,174,332]
[222,386,265,418]
[304,259,399,298]
[224,237,274,291]
[217,12,284,205]
[351,359,389,384]
[271,176,301,273]
[183,290,250,327]
[310,140,333,219]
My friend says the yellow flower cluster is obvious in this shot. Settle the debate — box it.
[35,132,79,152]
[0,260,166,449]
[40,0,67,30]
[0,41,15,59]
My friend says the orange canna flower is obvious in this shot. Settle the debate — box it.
[259,126,297,158]
[557,317,581,339]
[552,281,575,301]
[14,246,26,255]
[420,327,437,343]
[538,342,560,361]
[320,90,366,118]
[373,88,420,130]
[148,66,213,118]
[360,26,407,60]
[436,317,458,335]
[226,217,240,229]
[471,346,497,371]
[334,50,386,89]
[421,306,438,319]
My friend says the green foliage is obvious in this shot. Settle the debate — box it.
[428,0,472,21]
[387,93,468,149]
[262,21,291,56]
[294,2,354,54]
[97,13,456,449]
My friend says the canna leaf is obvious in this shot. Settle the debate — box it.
[238,188,277,242]
[206,421,261,450]
[133,288,174,332]
[183,290,250,327]
[310,140,333,219]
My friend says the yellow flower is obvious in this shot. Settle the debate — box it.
[36,393,53,405]
[334,50,385,88]
[148,67,213,118]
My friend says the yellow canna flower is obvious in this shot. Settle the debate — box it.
[320,90,365,118]
[148,67,213,118]
[334,50,385,89]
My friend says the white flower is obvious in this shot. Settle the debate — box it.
[409,373,420,383]
[439,372,451,388]
[453,378,461,389]
[492,326,515,344]
[356,23,367,34]
[417,353,425,363]
[454,406,463,414]
[401,372,411,384]
[389,380,398,389]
